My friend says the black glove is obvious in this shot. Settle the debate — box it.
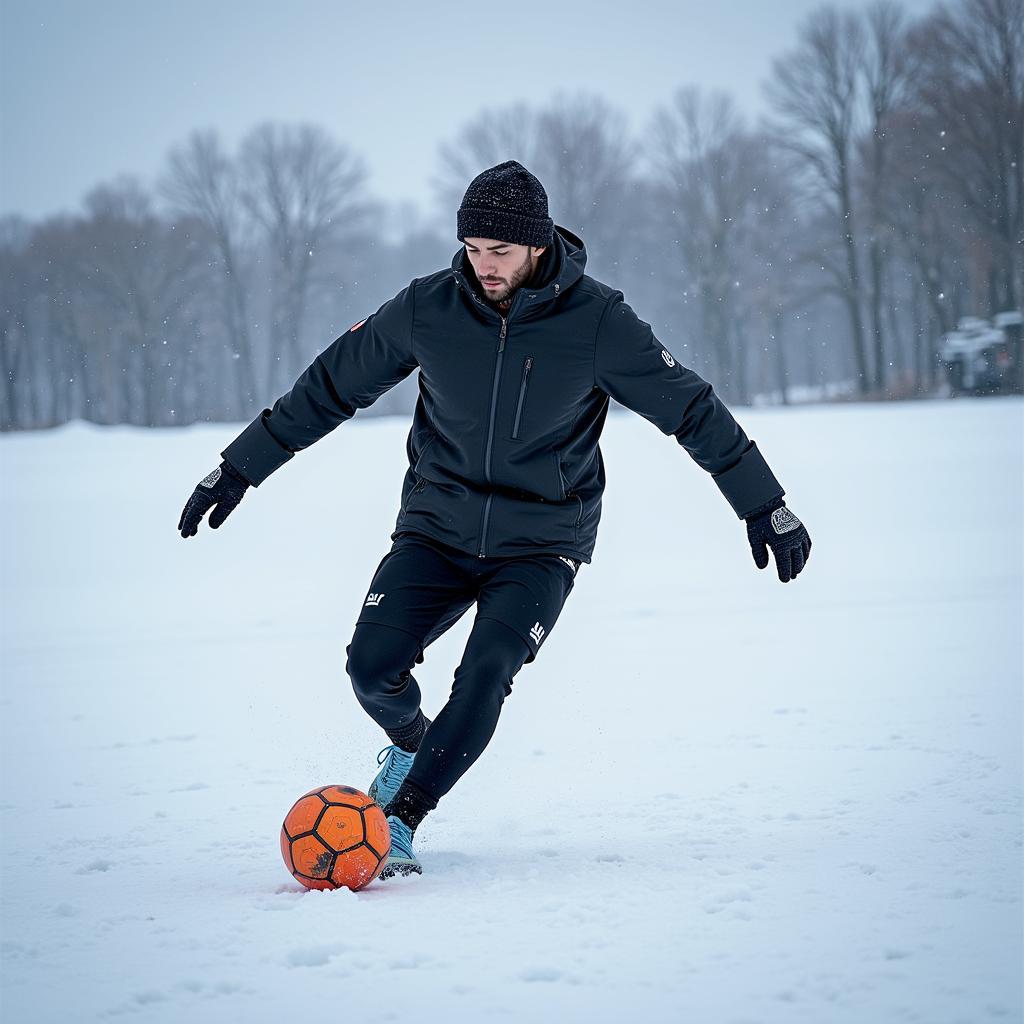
[178,460,250,538]
[745,498,811,583]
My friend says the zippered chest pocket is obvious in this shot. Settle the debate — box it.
[510,355,534,440]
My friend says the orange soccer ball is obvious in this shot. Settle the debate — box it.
[280,785,391,891]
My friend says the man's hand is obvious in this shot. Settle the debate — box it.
[745,499,811,583]
[178,461,250,538]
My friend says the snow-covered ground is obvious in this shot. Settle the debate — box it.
[1,399,1021,1023]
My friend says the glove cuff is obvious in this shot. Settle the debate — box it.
[713,441,785,519]
[744,495,786,522]
[220,458,250,488]
[221,411,294,487]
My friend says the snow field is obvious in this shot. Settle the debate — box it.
[1,398,1021,1022]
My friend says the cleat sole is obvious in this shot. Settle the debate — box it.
[379,858,422,879]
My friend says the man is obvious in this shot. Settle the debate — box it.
[178,160,811,879]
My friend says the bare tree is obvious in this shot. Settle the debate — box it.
[32,216,95,424]
[239,122,371,392]
[0,217,33,428]
[531,92,637,270]
[433,103,539,219]
[432,94,635,278]
[649,88,759,398]
[767,5,872,395]
[8,214,124,427]
[79,178,206,425]
[908,0,1023,312]
[884,106,971,382]
[161,129,257,416]
[741,142,817,404]
[859,0,911,393]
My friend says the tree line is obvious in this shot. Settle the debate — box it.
[1,0,1019,431]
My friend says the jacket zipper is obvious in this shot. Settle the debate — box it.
[511,356,533,440]
[479,316,507,557]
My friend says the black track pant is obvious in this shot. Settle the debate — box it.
[345,533,578,800]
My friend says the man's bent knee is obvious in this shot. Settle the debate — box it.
[346,622,419,704]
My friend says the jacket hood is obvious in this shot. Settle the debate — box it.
[450,224,587,319]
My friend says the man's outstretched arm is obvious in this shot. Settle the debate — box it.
[593,291,811,581]
[178,282,419,537]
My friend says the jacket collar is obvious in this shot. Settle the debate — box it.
[450,225,587,322]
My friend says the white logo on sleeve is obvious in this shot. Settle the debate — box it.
[661,350,675,367]
[365,592,385,607]
[558,556,578,575]
[529,622,546,645]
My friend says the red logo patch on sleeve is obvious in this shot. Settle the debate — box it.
[350,318,367,332]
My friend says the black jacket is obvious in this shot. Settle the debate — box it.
[222,226,785,564]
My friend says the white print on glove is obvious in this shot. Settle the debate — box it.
[200,467,222,488]
[771,507,802,535]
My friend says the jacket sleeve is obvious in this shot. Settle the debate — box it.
[594,292,785,518]
[222,282,419,486]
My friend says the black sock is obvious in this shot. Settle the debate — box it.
[383,778,438,833]
[386,710,430,753]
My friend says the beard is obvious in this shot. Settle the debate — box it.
[477,249,536,304]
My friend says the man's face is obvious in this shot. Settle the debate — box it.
[463,238,546,304]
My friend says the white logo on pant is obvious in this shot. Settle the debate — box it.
[530,622,546,645]
[365,592,385,607]
[661,349,675,367]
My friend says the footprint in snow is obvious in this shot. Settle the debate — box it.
[77,859,113,874]
[286,943,346,968]
[845,862,878,876]
[132,990,166,1005]
[703,887,753,913]
[390,953,432,970]
[521,967,563,983]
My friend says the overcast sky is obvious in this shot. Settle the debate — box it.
[1,0,937,227]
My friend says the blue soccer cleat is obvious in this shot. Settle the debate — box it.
[368,744,416,810]
[379,815,422,878]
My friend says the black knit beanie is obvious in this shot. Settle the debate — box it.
[457,160,554,248]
